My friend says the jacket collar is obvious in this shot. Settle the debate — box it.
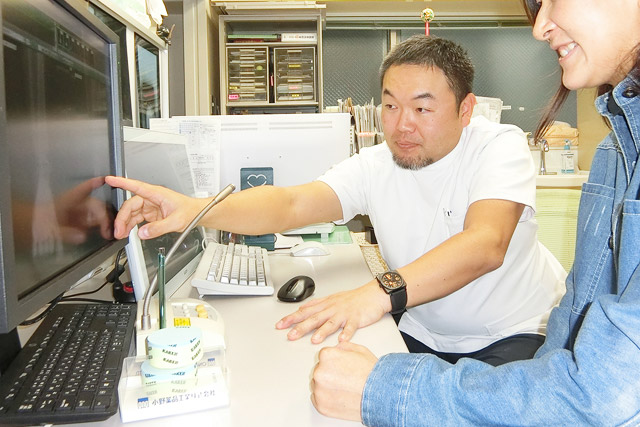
[596,74,640,181]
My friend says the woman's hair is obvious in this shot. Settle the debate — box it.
[521,0,640,141]
[379,35,474,107]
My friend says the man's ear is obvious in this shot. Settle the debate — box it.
[459,93,476,127]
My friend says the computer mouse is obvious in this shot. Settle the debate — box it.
[290,241,329,257]
[277,275,315,302]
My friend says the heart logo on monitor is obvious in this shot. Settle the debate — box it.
[247,174,268,187]
[240,167,273,190]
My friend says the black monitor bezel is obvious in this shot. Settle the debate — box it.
[0,0,127,334]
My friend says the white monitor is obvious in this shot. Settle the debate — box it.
[218,113,351,190]
[122,127,204,301]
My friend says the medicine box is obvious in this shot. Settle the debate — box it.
[118,349,229,423]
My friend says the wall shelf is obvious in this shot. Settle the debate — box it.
[219,13,324,114]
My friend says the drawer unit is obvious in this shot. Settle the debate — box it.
[274,47,316,102]
[227,46,268,103]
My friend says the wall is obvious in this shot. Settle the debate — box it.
[164,1,186,116]
[170,0,608,164]
[182,0,221,115]
[577,88,610,171]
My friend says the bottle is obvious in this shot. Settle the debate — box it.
[561,139,575,174]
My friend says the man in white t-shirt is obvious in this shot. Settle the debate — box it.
[318,116,565,356]
[107,35,565,365]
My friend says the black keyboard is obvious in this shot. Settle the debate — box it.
[0,303,136,425]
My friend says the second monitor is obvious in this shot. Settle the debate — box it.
[219,113,351,191]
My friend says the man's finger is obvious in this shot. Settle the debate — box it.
[338,320,358,342]
[275,299,327,330]
[311,317,344,344]
[106,176,169,206]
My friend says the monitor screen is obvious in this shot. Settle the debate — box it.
[122,127,204,301]
[0,0,126,334]
[218,113,351,191]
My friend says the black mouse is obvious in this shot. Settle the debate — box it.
[277,275,315,302]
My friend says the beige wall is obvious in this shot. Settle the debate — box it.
[577,88,610,171]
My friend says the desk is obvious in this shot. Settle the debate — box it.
[58,242,407,426]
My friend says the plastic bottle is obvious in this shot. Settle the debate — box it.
[561,139,575,174]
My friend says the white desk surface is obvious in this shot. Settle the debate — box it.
[56,242,407,426]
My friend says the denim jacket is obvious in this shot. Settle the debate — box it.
[362,74,640,427]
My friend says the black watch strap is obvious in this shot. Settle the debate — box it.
[389,285,407,315]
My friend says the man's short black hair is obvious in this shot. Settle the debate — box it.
[379,35,474,106]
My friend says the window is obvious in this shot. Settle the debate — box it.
[135,35,161,128]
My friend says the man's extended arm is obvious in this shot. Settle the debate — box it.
[106,176,343,240]
[276,197,524,343]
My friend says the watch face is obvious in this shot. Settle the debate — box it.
[381,272,404,289]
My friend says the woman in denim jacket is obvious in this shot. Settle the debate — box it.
[311,0,640,425]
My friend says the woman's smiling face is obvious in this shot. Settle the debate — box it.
[531,0,640,89]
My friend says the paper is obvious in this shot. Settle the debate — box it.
[150,117,222,197]
[146,0,167,25]
[274,233,304,249]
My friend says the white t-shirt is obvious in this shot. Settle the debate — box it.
[318,116,566,353]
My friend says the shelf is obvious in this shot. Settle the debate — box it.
[219,13,323,114]
[536,171,589,188]
[226,101,319,108]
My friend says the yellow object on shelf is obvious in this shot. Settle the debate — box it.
[535,188,581,272]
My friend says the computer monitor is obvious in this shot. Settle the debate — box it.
[218,113,351,190]
[122,127,204,301]
[0,0,126,335]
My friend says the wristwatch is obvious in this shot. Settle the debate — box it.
[376,270,407,315]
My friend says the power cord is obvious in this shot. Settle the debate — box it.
[110,248,136,303]
[19,293,66,326]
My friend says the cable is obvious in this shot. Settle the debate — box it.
[20,249,128,326]
[106,248,127,283]
[62,279,110,299]
[60,298,114,304]
[20,293,66,326]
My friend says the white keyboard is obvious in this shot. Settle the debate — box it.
[191,241,274,296]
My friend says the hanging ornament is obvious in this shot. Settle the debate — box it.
[420,8,435,36]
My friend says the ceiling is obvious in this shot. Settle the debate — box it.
[323,0,525,18]
[209,0,528,26]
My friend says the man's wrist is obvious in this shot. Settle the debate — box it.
[368,281,393,313]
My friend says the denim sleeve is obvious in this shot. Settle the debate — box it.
[362,282,640,426]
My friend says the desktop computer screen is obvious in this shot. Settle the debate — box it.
[0,0,126,334]
[123,127,204,301]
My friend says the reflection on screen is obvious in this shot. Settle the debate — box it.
[3,1,116,298]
